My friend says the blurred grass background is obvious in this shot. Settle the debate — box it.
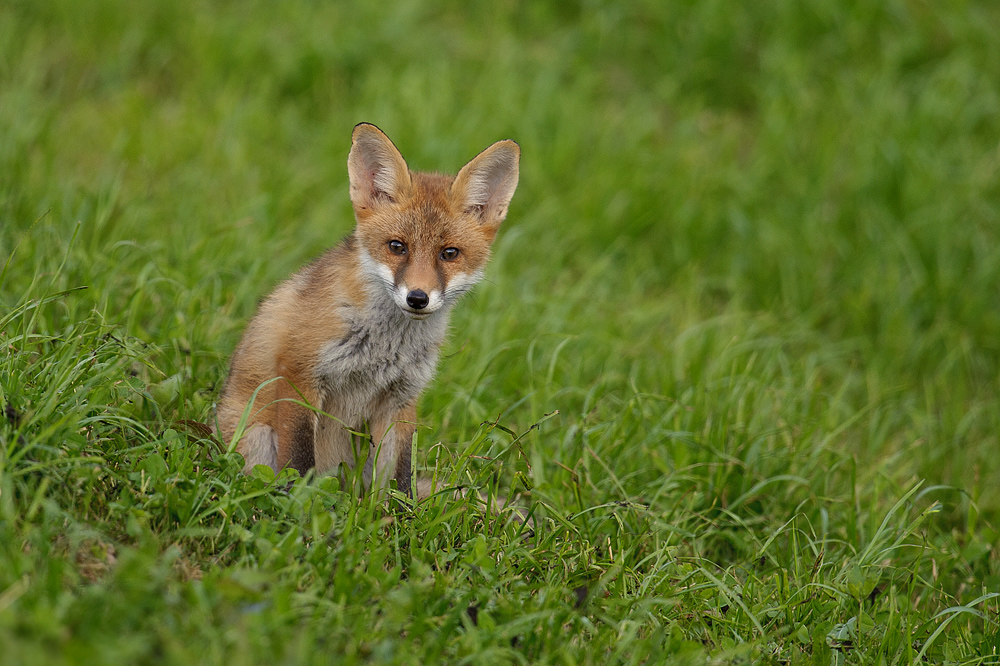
[2,0,1000,663]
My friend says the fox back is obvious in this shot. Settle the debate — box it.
[216,123,520,496]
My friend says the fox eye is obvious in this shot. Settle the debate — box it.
[388,240,407,255]
[440,247,460,261]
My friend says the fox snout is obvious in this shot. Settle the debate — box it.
[405,289,429,309]
[392,278,444,318]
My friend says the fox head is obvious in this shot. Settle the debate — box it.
[347,123,520,320]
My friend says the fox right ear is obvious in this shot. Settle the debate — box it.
[348,123,412,209]
[451,139,520,226]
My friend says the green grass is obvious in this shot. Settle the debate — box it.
[2,0,1000,663]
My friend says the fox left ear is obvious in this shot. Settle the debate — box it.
[348,123,412,210]
[451,140,520,225]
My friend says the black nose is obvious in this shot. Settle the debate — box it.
[406,289,429,309]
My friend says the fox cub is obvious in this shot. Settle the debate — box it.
[217,123,520,497]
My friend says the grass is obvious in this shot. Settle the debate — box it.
[2,0,1000,663]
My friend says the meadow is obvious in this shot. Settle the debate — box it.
[2,1,999,663]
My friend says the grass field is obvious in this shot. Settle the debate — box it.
[2,0,1000,663]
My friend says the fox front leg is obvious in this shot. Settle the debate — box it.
[233,373,319,475]
[364,401,417,497]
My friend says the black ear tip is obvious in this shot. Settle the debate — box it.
[352,122,385,140]
[498,139,520,161]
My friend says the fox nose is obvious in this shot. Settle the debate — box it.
[406,289,429,309]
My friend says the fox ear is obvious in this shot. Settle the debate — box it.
[451,140,520,225]
[348,123,412,209]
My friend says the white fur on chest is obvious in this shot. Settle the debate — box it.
[314,291,450,417]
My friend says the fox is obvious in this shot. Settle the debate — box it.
[216,123,520,498]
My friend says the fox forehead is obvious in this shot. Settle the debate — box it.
[355,173,494,252]
[356,172,453,225]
